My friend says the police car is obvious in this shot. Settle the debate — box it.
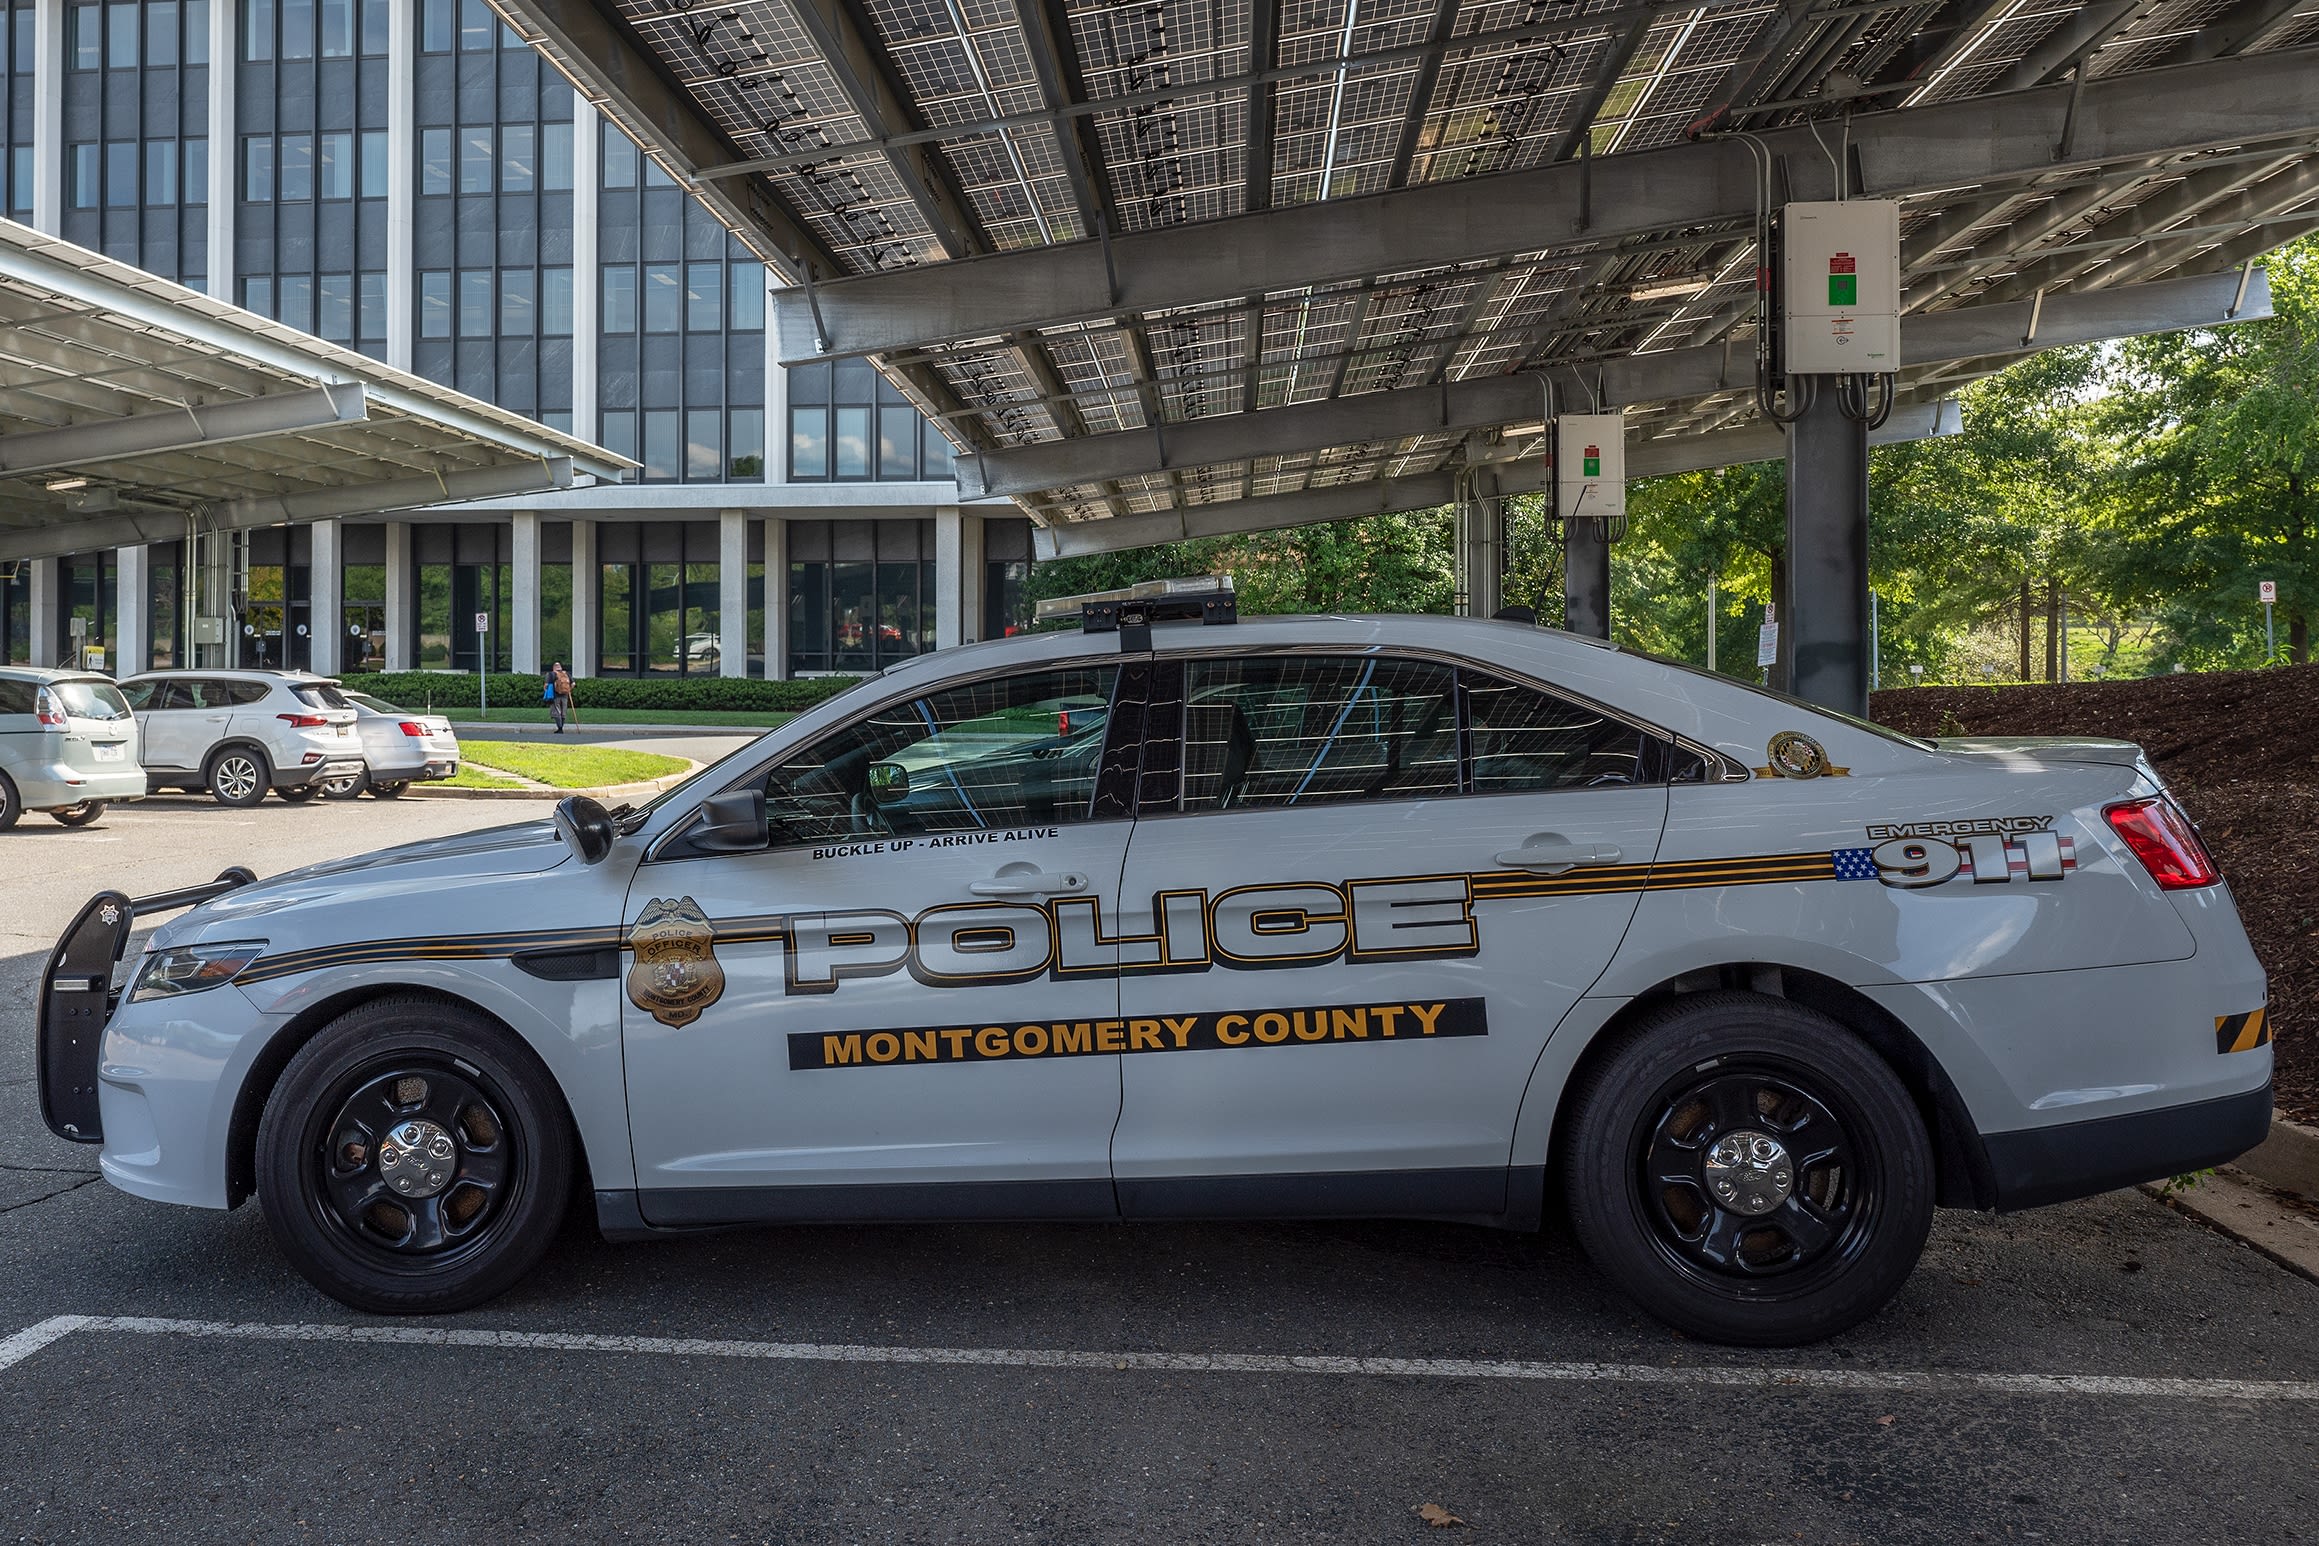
[38,580,2271,1345]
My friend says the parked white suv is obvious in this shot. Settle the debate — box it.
[118,671,365,807]
[0,667,146,829]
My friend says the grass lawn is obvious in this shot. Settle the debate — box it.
[443,706,796,729]
[461,739,692,789]
[443,765,527,789]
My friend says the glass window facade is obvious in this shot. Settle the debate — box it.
[412,26,573,420]
[594,522,723,676]
[786,520,935,675]
[54,0,211,281]
[411,522,509,671]
[788,361,951,482]
[596,127,764,481]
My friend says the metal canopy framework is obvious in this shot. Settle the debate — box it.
[0,221,634,565]
[484,0,2319,540]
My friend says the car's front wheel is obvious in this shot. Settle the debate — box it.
[276,783,324,803]
[255,997,574,1314]
[322,772,368,799]
[207,748,270,807]
[1560,992,1933,1347]
[50,801,104,827]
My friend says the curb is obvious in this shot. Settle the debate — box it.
[406,763,701,803]
[2148,1168,2319,1288]
[2237,1116,2319,1204]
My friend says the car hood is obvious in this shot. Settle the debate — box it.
[156,820,570,946]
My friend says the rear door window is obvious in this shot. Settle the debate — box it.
[1176,656,1461,813]
[226,681,273,706]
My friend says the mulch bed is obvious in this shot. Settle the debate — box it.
[1872,666,2319,1122]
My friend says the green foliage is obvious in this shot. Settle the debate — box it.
[339,671,863,714]
[1026,511,1456,617]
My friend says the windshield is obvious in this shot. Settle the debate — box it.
[292,682,352,710]
[54,679,132,721]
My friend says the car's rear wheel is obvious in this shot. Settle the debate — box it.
[276,783,323,803]
[369,780,408,799]
[207,748,269,807]
[1560,992,1933,1347]
[0,772,20,831]
[50,802,104,827]
[256,997,573,1314]
[322,771,368,799]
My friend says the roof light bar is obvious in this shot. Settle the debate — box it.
[1036,575,1238,650]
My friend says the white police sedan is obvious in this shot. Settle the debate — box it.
[40,581,2270,1344]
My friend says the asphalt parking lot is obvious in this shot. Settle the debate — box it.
[1,797,2315,1543]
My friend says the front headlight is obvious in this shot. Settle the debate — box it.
[130,942,268,1002]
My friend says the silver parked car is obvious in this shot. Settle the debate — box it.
[0,667,146,829]
[321,691,461,799]
[117,670,365,807]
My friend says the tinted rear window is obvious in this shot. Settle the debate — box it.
[53,680,132,721]
[0,679,35,716]
[292,683,352,710]
[347,693,400,714]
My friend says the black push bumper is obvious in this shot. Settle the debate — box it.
[1982,1081,2274,1212]
[37,867,258,1144]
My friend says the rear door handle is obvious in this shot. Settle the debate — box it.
[969,863,1089,898]
[1493,839,1624,875]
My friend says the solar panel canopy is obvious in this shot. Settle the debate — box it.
[489,0,2319,544]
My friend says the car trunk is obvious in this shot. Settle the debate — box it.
[48,678,138,776]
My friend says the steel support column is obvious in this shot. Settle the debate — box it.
[1784,381,1871,716]
[1563,521,1611,639]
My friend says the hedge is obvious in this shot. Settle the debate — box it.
[338,671,865,715]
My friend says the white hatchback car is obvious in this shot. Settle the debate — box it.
[46,589,2270,1344]
[0,667,146,829]
[117,670,365,806]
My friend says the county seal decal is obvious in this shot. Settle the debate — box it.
[627,896,726,1028]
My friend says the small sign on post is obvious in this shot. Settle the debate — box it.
[475,611,490,716]
[1755,602,1779,673]
[2260,580,2277,660]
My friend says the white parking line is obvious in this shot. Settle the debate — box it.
[0,1314,2315,1400]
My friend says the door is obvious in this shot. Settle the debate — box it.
[1108,652,1670,1217]
[622,659,1143,1226]
[133,679,229,773]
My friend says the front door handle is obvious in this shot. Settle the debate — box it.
[969,862,1089,898]
[1493,837,1625,875]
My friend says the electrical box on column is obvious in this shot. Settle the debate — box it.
[1554,414,1625,523]
[1780,200,1899,374]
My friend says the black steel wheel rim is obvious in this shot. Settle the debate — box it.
[302,1055,526,1273]
[1629,1058,1880,1296]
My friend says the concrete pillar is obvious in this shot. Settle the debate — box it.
[765,517,789,679]
[510,512,541,676]
[309,519,342,675]
[385,0,416,365]
[718,510,747,677]
[1784,380,1872,717]
[384,521,413,670]
[116,546,149,676]
[1563,521,1612,639]
[1455,481,1503,619]
[33,0,61,232]
[570,102,600,439]
[206,0,234,299]
[28,559,57,667]
[935,509,966,650]
[766,301,789,482]
[569,518,596,678]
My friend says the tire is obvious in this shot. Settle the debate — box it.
[276,783,324,803]
[50,801,105,827]
[370,780,408,799]
[322,772,369,800]
[1560,992,1934,1347]
[0,771,19,831]
[207,747,270,807]
[255,996,574,1314]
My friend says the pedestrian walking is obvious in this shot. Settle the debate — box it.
[548,661,575,732]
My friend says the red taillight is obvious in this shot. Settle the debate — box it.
[398,721,427,737]
[1057,709,1070,735]
[2105,797,2218,890]
[277,713,331,728]
[34,687,65,729]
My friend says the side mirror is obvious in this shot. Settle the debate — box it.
[553,795,615,865]
[867,761,911,806]
[687,789,768,854]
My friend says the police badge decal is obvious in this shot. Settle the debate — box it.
[626,897,727,1028]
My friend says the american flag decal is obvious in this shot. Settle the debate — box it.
[1832,848,1879,881]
